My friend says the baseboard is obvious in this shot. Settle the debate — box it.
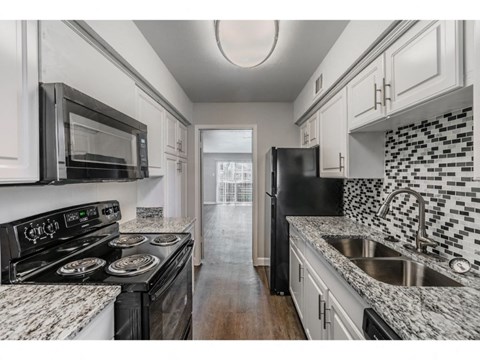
[254,257,270,267]
[203,201,217,205]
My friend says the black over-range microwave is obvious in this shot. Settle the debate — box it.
[39,83,149,184]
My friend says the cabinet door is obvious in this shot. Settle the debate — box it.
[304,266,328,340]
[177,158,188,217]
[136,88,164,176]
[289,243,304,321]
[164,154,178,217]
[347,55,385,131]
[0,21,39,183]
[327,292,364,340]
[164,113,178,155]
[385,20,463,115]
[307,113,319,147]
[177,122,188,158]
[319,88,347,178]
[300,123,308,148]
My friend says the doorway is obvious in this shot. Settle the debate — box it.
[200,129,253,263]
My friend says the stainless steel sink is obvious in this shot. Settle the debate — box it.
[351,258,464,287]
[324,236,402,258]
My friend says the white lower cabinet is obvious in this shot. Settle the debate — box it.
[327,292,364,340]
[304,266,328,340]
[289,243,304,322]
[289,227,367,340]
[73,302,115,340]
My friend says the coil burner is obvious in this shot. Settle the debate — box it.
[109,235,148,248]
[150,234,180,246]
[107,254,160,276]
[57,257,106,276]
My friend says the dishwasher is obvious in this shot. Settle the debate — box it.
[362,309,401,340]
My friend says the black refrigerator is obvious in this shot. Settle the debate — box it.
[265,147,343,295]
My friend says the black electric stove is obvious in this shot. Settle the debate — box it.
[0,201,193,340]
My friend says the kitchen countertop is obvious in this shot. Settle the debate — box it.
[286,216,480,340]
[120,217,196,234]
[0,285,121,340]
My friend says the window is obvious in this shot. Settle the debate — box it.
[216,161,253,204]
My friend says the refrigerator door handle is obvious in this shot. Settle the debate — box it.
[271,172,276,195]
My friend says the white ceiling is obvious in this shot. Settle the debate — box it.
[202,130,252,153]
[134,20,348,102]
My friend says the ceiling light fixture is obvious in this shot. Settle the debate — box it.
[214,20,279,69]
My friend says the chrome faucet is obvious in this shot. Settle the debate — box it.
[376,188,438,253]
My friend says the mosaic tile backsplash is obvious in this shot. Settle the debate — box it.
[343,107,480,270]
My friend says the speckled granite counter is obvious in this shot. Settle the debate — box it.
[120,217,195,234]
[0,285,120,340]
[286,216,480,340]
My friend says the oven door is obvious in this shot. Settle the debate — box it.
[145,244,193,340]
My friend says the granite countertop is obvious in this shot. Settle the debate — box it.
[286,216,480,340]
[120,217,196,234]
[0,285,121,340]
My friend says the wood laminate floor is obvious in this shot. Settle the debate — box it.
[193,204,305,340]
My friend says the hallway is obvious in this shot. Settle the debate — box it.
[192,204,305,340]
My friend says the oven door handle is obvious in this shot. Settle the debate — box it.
[150,246,193,301]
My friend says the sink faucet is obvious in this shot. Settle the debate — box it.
[376,188,438,254]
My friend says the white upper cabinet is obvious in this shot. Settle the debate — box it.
[347,55,385,131]
[300,122,308,148]
[136,88,165,176]
[319,88,384,179]
[299,113,319,148]
[165,113,187,159]
[0,21,39,184]
[319,89,348,178]
[385,20,463,114]
[177,122,188,158]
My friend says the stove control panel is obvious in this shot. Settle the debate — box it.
[2,200,121,260]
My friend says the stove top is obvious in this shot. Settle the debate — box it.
[19,230,191,291]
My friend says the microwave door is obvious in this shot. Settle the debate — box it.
[39,83,148,184]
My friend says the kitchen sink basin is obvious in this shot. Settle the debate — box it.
[324,236,402,258]
[351,258,464,287]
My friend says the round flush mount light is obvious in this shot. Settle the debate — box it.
[214,20,279,69]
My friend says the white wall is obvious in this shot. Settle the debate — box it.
[293,20,394,122]
[87,20,193,122]
[0,182,137,224]
[190,103,298,261]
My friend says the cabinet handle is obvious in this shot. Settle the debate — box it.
[298,264,303,282]
[383,78,391,105]
[374,83,382,110]
[323,302,331,330]
[177,162,182,172]
[322,153,345,172]
[306,133,309,144]
[318,295,322,320]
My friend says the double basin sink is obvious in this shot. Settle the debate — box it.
[323,236,463,287]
